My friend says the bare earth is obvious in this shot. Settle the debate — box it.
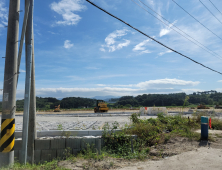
[1,107,222,115]
[57,132,222,170]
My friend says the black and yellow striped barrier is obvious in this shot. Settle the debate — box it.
[0,119,15,153]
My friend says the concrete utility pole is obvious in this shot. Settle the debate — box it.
[20,0,34,165]
[17,0,30,86]
[0,0,20,167]
[27,17,36,164]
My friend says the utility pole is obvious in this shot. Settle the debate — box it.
[0,0,20,167]
[27,13,36,164]
[20,0,34,165]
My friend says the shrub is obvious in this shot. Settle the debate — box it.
[211,118,222,130]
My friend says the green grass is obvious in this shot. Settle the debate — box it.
[0,160,69,170]
[211,118,222,130]
[126,113,201,144]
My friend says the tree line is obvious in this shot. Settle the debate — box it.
[1,92,222,112]
[114,92,222,108]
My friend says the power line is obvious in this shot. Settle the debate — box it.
[134,0,222,60]
[199,0,222,26]
[209,0,222,16]
[85,0,222,75]
[172,0,222,41]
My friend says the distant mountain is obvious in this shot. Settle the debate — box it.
[92,95,120,102]
[56,98,63,100]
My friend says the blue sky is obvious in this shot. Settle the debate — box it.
[1,0,222,99]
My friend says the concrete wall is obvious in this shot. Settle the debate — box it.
[14,137,102,164]
[14,130,122,138]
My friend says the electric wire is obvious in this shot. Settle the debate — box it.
[172,0,222,41]
[86,0,222,75]
[199,0,222,26]
[209,0,222,16]
[134,0,222,60]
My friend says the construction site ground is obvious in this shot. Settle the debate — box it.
[1,108,222,169]
[1,108,222,132]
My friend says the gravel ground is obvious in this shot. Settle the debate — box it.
[0,113,145,131]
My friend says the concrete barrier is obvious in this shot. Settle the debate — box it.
[139,107,148,115]
[13,134,136,164]
[148,107,168,115]
[14,129,122,138]
[140,107,168,115]
[14,137,102,164]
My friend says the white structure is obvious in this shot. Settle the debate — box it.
[140,107,168,115]
[139,107,148,115]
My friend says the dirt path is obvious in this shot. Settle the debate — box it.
[119,147,222,170]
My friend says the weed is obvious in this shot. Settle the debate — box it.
[61,131,71,138]
[109,161,114,167]
[1,160,68,170]
[211,118,222,130]
[57,124,63,130]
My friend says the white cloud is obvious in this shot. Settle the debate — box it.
[97,84,106,87]
[64,40,73,48]
[6,78,201,99]
[133,39,153,54]
[116,40,130,50]
[101,29,131,52]
[139,50,152,55]
[108,78,199,89]
[50,0,86,26]
[66,75,85,81]
[158,50,173,56]
[19,69,26,73]
[217,80,222,83]
[134,79,199,89]
[100,56,112,59]
[159,29,170,37]
[159,20,177,37]
[133,39,150,51]
[85,67,99,70]
[0,1,8,27]
[146,0,155,8]
[100,48,106,52]
[105,29,128,45]
[67,74,127,81]
[48,31,57,34]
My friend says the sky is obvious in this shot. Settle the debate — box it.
[1,0,222,99]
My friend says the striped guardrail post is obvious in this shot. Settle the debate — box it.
[0,119,15,153]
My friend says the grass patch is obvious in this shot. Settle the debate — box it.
[126,113,200,144]
[0,160,68,170]
[210,118,222,130]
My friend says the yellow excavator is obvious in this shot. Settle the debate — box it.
[197,104,209,109]
[54,105,61,112]
[94,100,109,113]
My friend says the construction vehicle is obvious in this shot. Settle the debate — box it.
[197,104,209,109]
[214,105,222,109]
[54,105,61,112]
[94,100,109,113]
